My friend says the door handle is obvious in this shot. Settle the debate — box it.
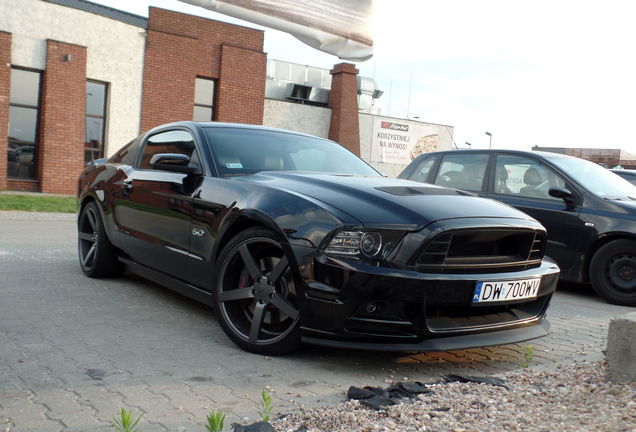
[121,179,134,194]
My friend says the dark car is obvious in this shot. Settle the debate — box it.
[400,149,636,306]
[611,169,636,186]
[77,122,559,355]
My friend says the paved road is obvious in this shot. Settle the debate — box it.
[0,213,633,431]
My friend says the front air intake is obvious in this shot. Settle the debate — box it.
[416,229,545,274]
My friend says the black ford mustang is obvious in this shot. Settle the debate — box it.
[77,122,559,355]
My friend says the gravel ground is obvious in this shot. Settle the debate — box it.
[273,361,635,432]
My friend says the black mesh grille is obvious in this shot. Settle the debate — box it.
[416,229,545,273]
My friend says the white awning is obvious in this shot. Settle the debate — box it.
[178,0,374,61]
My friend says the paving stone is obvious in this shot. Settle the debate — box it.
[1,218,634,429]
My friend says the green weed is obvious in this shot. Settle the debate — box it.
[519,345,534,368]
[257,390,273,422]
[205,410,226,432]
[112,408,142,432]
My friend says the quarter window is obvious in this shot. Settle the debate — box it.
[8,68,41,179]
[494,155,565,200]
[138,130,198,170]
[433,154,489,192]
[193,78,215,121]
[85,81,108,163]
[408,157,436,183]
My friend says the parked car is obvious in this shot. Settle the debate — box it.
[399,149,636,306]
[77,122,559,355]
[610,168,636,186]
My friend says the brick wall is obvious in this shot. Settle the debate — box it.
[38,40,87,194]
[217,44,265,124]
[141,8,265,131]
[328,63,360,155]
[0,32,10,191]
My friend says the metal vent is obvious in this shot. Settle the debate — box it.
[289,84,312,101]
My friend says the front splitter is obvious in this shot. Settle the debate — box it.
[301,319,550,352]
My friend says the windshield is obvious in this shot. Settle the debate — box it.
[547,154,636,200]
[204,127,381,177]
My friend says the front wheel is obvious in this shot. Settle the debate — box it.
[213,227,301,355]
[590,239,636,306]
[78,201,123,278]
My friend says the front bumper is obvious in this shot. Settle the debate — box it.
[293,246,559,351]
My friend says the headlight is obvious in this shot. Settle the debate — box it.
[360,232,382,257]
[324,230,404,260]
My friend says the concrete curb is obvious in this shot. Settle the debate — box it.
[606,311,636,382]
[0,211,75,221]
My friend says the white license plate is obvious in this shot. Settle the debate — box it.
[473,278,541,303]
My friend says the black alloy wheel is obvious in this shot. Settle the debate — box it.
[78,201,122,278]
[590,239,636,306]
[214,227,301,355]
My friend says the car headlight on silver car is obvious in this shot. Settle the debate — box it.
[325,230,404,260]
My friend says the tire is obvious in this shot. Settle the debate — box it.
[77,201,123,278]
[213,227,301,355]
[589,239,636,306]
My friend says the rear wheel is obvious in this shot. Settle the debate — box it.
[213,227,301,355]
[590,239,636,306]
[78,201,123,278]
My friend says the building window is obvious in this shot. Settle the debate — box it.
[85,80,108,163]
[8,68,41,179]
[193,77,215,121]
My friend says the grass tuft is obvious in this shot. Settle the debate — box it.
[0,194,76,213]
[205,410,226,432]
[257,390,273,422]
[112,408,142,432]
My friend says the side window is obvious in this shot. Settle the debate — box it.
[110,137,141,166]
[138,130,197,170]
[433,154,489,192]
[494,155,565,200]
[408,157,436,183]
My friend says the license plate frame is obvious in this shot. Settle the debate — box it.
[472,278,541,303]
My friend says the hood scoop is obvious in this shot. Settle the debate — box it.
[375,186,472,197]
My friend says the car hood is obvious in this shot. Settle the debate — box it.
[237,172,535,229]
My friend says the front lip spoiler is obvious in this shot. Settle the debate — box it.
[301,319,550,352]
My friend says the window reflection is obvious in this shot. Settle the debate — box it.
[8,68,40,179]
[10,68,40,106]
[193,77,214,121]
[85,80,108,163]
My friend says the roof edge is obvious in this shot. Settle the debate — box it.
[42,0,148,28]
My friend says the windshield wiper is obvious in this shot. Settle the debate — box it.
[604,196,636,201]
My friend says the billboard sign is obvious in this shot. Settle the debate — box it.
[370,119,448,164]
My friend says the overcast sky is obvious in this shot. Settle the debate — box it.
[93,0,636,152]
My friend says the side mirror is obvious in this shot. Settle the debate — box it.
[549,186,575,204]
[150,153,201,174]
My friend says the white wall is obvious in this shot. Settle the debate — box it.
[263,99,331,138]
[0,0,146,155]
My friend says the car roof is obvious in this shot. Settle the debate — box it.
[148,121,330,141]
[418,148,580,161]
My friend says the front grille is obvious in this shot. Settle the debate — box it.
[416,229,545,273]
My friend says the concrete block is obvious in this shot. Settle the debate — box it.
[606,311,636,383]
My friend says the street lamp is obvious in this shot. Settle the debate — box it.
[485,131,492,149]
[465,141,472,150]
